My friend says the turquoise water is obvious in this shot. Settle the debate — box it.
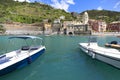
[0,35,120,80]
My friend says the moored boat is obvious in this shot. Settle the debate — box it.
[79,37,120,69]
[105,41,120,48]
[0,36,46,76]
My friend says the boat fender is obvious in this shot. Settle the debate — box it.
[92,53,95,59]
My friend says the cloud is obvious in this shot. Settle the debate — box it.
[66,0,75,4]
[50,0,75,12]
[114,1,120,9]
[97,6,103,10]
[14,0,30,2]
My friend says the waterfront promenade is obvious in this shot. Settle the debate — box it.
[1,23,120,35]
[4,29,120,36]
[92,32,120,36]
[2,23,120,36]
[5,31,120,36]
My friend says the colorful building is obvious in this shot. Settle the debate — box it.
[63,12,91,35]
[89,19,107,32]
[43,19,52,34]
[106,21,120,32]
[63,20,90,35]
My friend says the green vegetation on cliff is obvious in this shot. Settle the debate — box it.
[0,0,73,23]
[0,25,6,33]
[0,0,120,24]
[82,10,120,23]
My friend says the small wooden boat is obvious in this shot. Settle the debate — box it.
[0,36,46,76]
[105,41,120,48]
[79,37,120,69]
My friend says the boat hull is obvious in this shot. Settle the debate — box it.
[79,44,120,69]
[105,43,120,49]
[0,48,45,76]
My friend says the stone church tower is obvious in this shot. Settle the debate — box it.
[82,12,89,24]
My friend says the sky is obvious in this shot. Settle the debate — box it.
[14,0,120,13]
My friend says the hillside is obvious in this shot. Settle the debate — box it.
[0,0,74,24]
[0,0,120,24]
[81,10,120,23]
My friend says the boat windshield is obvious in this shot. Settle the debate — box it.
[6,36,43,52]
[9,36,43,45]
[88,37,97,43]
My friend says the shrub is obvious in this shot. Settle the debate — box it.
[0,25,6,33]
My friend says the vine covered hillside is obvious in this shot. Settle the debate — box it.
[81,10,120,23]
[0,0,120,24]
[0,0,74,23]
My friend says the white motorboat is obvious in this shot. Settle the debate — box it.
[79,37,120,69]
[0,36,46,76]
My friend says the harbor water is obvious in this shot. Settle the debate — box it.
[0,35,120,80]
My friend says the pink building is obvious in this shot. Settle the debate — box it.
[89,19,107,32]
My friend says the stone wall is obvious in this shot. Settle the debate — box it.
[2,23,43,35]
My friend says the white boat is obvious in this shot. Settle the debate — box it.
[79,37,120,69]
[0,36,46,76]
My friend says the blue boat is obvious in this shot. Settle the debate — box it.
[0,36,46,76]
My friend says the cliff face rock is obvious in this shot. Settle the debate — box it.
[2,23,43,35]
[3,23,41,31]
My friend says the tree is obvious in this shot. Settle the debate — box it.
[0,25,6,34]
